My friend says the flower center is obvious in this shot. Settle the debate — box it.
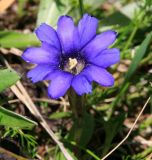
[61,57,85,75]
[69,58,78,70]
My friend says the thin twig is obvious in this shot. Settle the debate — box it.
[33,98,69,106]
[0,48,22,56]
[8,97,69,106]
[101,97,151,160]
[60,97,68,111]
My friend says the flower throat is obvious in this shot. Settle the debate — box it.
[61,57,85,75]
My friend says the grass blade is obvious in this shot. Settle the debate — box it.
[0,69,20,92]
[0,31,39,48]
[0,106,37,129]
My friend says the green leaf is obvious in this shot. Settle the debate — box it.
[102,113,126,156]
[36,0,71,26]
[55,149,77,160]
[79,113,94,146]
[139,116,152,130]
[102,2,139,27]
[102,11,131,27]
[132,147,152,160]
[0,69,20,92]
[49,112,72,119]
[124,31,152,82]
[0,106,37,129]
[68,113,94,147]
[56,151,67,160]
[109,32,152,113]
[17,0,28,16]
[0,31,40,48]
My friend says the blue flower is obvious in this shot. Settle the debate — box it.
[22,14,120,99]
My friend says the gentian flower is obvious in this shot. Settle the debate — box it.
[22,14,120,99]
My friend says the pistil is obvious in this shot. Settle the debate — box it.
[64,57,85,74]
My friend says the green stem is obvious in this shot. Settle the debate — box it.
[122,26,138,58]
[68,88,85,144]
[63,139,100,160]
[107,82,130,119]
[79,0,84,17]
[68,88,85,118]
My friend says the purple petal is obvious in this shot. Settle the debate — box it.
[48,71,73,99]
[81,30,117,60]
[35,23,61,50]
[83,65,114,87]
[22,46,59,65]
[77,14,98,49]
[44,69,62,81]
[57,16,76,54]
[89,48,120,68]
[41,42,61,56]
[72,74,92,95]
[27,64,55,83]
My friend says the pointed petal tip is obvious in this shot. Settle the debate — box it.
[75,88,92,96]
[77,13,98,50]
[57,15,73,24]
[34,23,51,37]
[27,71,38,83]
[21,48,33,62]
[102,79,114,87]
[82,29,118,60]
[106,30,118,36]
[82,13,98,20]
[35,23,47,31]
[89,48,120,68]
[47,84,59,99]
[48,91,59,99]
[57,15,75,54]
[26,64,54,83]
[72,74,92,95]
[110,30,118,39]
[73,86,92,96]
[35,23,61,50]
[83,65,115,87]
[48,72,73,99]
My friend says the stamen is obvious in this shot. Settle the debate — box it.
[61,56,85,75]
[69,58,78,70]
